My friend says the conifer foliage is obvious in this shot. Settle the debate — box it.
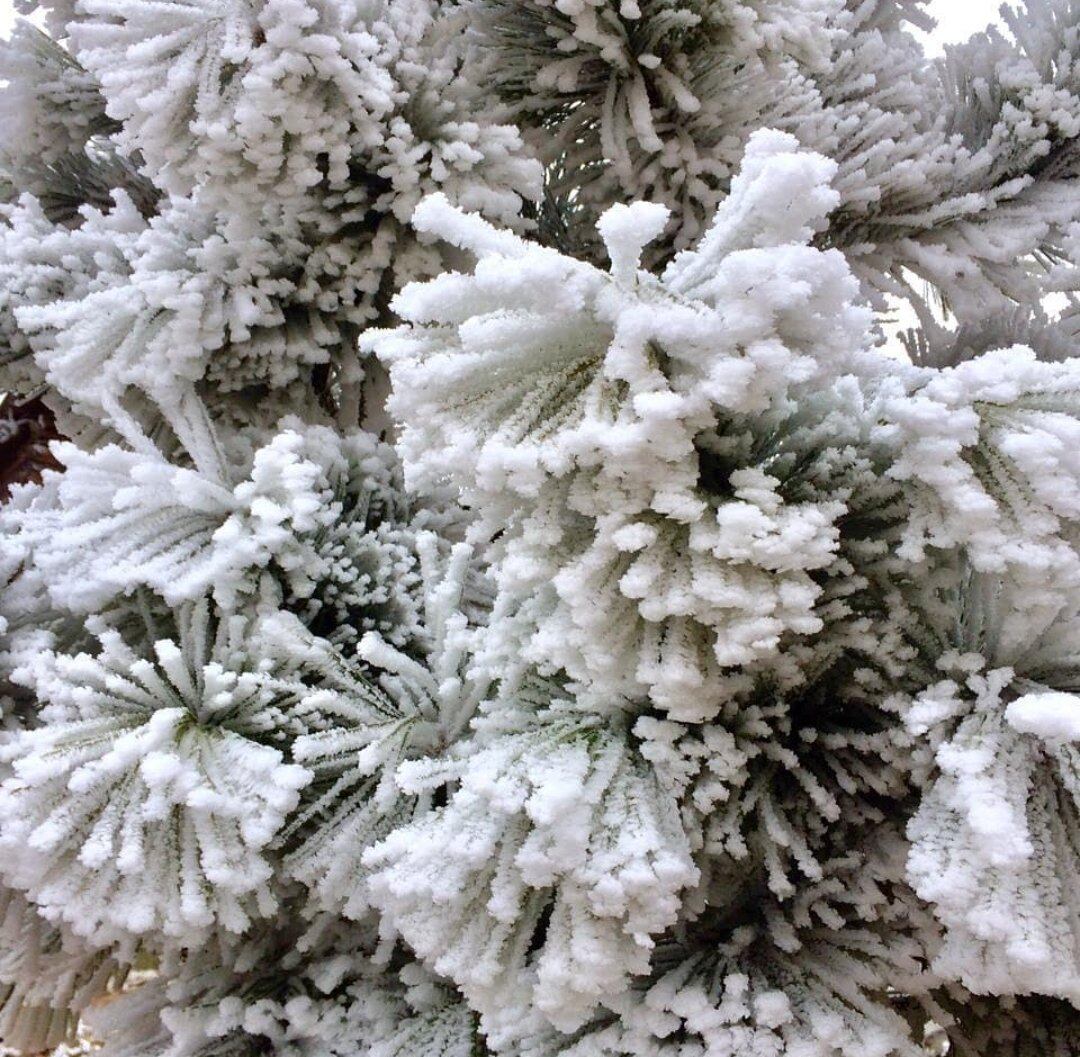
[0,0,1079,1053]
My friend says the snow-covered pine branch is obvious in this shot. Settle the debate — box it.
[0,1,1078,1054]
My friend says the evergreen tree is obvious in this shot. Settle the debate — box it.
[0,1,1078,1054]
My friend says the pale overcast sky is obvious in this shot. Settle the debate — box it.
[0,0,1010,46]
[914,0,1008,53]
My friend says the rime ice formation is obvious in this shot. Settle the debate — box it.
[0,1,1079,1055]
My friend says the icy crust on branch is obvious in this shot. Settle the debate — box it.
[904,571,1080,1006]
[9,182,507,406]
[634,671,914,904]
[4,417,435,648]
[68,0,537,209]
[1007,691,1080,741]
[480,834,934,1057]
[876,345,1080,572]
[938,993,1080,1057]
[467,0,1080,320]
[4,3,1080,1053]
[369,131,876,716]
[371,131,1080,717]
[0,0,539,415]
[0,885,127,1052]
[0,597,400,948]
[828,0,1080,322]
[281,536,490,921]
[462,0,835,259]
[365,693,698,1033]
[0,20,155,236]
[0,189,147,402]
[82,920,481,1057]
[0,22,115,169]
[72,0,421,198]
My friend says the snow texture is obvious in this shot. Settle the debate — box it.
[0,1,1077,1055]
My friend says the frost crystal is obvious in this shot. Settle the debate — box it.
[0,1,1078,1054]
